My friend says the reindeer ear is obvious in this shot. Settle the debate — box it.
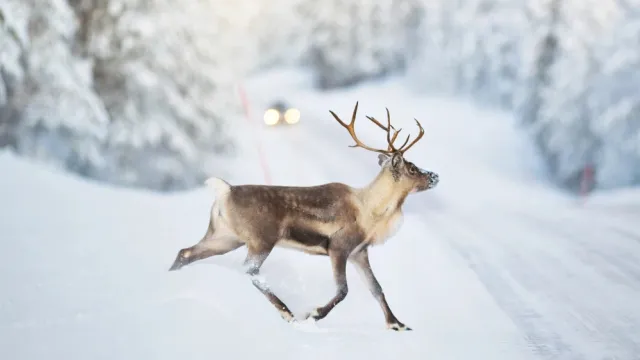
[378,154,390,166]
[391,153,403,168]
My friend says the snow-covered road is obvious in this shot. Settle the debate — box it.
[1,69,639,360]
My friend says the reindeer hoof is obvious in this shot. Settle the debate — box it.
[304,308,322,321]
[168,258,184,271]
[279,309,296,323]
[388,322,412,331]
[169,249,191,271]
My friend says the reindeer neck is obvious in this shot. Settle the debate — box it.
[357,170,409,217]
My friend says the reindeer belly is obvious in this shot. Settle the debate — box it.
[277,225,330,255]
[367,211,404,245]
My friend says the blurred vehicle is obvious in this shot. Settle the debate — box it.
[263,100,300,126]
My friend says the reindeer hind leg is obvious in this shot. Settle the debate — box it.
[243,241,296,323]
[169,216,243,271]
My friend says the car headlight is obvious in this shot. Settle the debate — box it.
[264,108,280,125]
[284,108,300,124]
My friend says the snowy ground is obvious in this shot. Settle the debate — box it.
[1,69,639,360]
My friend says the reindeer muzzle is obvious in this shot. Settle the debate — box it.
[420,168,439,189]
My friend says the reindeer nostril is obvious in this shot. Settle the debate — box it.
[430,173,439,185]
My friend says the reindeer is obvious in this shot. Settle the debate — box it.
[168,102,439,331]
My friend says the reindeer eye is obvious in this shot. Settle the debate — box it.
[408,165,417,174]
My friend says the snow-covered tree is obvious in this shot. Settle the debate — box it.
[302,0,424,89]
[406,0,640,191]
[408,0,528,108]
[240,0,313,72]
[523,0,625,191]
[0,0,27,148]
[1,0,109,175]
[588,0,640,188]
[404,0,457,94]
[67,0,250,190]
[2,0,256,191]
[454,0,527,107]
[514,0,561,127]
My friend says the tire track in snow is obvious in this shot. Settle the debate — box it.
[510,210,640,358]
[477,210,638,360]
[514,209,640,286]
[422,210,578,360]
[423,205,640,360]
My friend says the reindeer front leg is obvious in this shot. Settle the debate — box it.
[349,247,411,331]
[306,248,350,321]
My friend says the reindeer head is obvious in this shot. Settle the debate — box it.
[330,102,439,194]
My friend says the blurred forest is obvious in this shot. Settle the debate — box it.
[1,0,639,192]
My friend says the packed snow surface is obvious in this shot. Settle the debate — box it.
[1,69,639,360]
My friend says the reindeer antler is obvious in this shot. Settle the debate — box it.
[329,102,424,155]
[397,118,424,154]
[330,102,400,155]
[365,108,410,153]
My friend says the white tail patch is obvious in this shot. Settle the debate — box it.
[205,177,232,225]
[204,177,231,198]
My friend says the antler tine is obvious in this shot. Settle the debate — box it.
[368,108,401,152]
[330,104,352,128]
[365,115,394,132]
[329,102,392,155]
[365,108,412,153]
[366,114,400,151]
[384,107,410,153]
[350,100,359,124]
[398,118,425,154]
[385,108,394,151]
[387,128,402,151]
[396,132,411,151]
